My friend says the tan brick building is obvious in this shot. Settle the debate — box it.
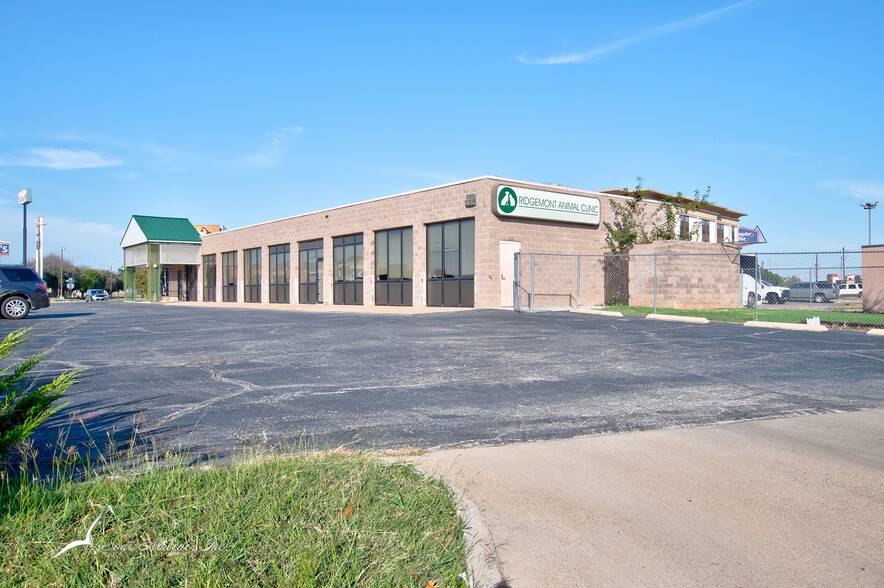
[193,176,745,309]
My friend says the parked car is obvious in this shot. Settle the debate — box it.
[760,280,790,304]
[0,265,51,319]
[788,281,841,303]
[839,283,862,297]
[741,274,790,306]
[84,289,109,301]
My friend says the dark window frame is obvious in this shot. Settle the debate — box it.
[221,251,237,302]
[243,247,261,303]
[202,254,216,302]
[427,218,475,307]
[298,239,324,304]
[375,227,413,306]
[269,244,290,304]
[333,233,364,305]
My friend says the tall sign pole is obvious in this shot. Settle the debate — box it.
[18,189,32,265]
[35,217,45,277]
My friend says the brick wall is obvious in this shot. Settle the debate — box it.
[197,176,739,310]
[629,241,742,309]
[861,246,884,313]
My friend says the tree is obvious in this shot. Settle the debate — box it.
[604,178,711,252]
[1,328,77,458]
[30,252,122,296]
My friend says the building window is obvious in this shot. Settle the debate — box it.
[244,247,261,303]
[427,218,475,307]
[375,227,413,306]
[701,219,711,243]
[679,215,690,240]
[202,254,216,302]
[269,244,290,304]
[222,251,237,302]
[298,239,323,304]
[333,234,363,305]
[717,222,725,243]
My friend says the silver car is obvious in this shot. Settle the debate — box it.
[787,281,840,303]
[84,289,109,302]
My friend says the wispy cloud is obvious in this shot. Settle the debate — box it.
[0,147,121,169]
[230,126,303,169]
[518,0,759,65]
[823,180,884,202]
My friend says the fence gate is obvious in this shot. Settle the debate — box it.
[604,253,629,305]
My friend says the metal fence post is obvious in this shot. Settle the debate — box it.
[530,252,535,312]
[755,260,760,321]
[653,253,658,314]
[576,254,581,308]
[513,252,521,312]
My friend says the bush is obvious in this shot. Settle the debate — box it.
[0,328,77,458]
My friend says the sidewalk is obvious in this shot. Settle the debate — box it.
[415,410,884,587]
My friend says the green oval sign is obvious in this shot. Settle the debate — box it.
[498,187,518,214]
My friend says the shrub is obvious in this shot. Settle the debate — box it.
[0,328,77,458]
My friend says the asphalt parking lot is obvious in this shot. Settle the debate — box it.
[2,302,883,456]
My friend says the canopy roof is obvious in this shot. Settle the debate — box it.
[120,215,202,248]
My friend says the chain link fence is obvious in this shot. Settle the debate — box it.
[513,247,884,331]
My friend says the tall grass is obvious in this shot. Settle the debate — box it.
[0,424,468,587]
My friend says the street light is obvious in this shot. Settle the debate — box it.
[861,201,878,246]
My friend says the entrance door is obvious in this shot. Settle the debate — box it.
[499,241,521,307]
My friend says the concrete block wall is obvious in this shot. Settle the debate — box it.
[196,176,741,310]
[199,178,498,307]
[861,246,884,314]
[629,241,741,309]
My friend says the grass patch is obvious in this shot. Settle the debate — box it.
[1,448,467,587]
[602,305,884,326]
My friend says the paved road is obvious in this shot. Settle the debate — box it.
[2,302,882,456]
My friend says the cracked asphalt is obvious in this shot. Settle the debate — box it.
[3,302,882,456]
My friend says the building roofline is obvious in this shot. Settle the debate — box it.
[204,176,743,237]
[598,188,746,219]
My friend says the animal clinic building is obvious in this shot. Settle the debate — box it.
[188,176,745,310]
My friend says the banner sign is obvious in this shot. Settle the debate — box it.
[738,226,767,247]
[496,185,600,226]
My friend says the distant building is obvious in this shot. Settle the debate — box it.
[194,225,226,236]
[120,215,202,301]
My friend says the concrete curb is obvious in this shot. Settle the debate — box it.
[868,328,884,336]
[442,480,507,588]
[571,308,624,317]
[744,320,828,332]
[646,313,710,324]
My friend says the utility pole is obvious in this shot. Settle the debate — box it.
[59,247,64,300]
[861,201,878,245]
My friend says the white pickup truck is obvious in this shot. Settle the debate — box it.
[741,273,790,306]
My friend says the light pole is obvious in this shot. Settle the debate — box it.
[861,201,878,245]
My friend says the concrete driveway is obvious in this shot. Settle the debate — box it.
[416,409,884,587]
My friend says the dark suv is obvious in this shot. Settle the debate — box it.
[788,281,841,303]
[0,265,51,319]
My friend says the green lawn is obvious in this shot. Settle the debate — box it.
[1,450,468,587]
[602,305,884,327]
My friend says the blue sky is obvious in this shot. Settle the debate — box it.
[1,0,882,269]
